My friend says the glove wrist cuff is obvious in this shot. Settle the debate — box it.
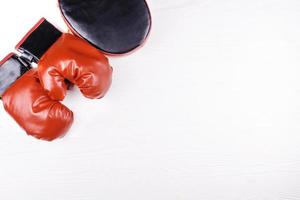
[15,18,62,63]
[0,54,31,97]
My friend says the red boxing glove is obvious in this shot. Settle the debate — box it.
[0,54,73,141]
[16,18,113,101]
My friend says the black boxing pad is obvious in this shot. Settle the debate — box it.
[59,0,152,55]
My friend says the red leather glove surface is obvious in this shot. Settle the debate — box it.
[2,69,73,141]
[38,33,113,101]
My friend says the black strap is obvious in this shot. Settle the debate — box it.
[17,19,62,63]
[0,54,31,97]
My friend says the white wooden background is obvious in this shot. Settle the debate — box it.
[1,0,300,199]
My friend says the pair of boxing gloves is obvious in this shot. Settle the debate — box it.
[0,19,113,141]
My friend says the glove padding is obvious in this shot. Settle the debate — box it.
[2,66,73,141]
[38,33,113,101]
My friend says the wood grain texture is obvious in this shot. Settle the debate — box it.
[1,0,300,199]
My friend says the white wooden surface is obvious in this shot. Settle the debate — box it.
[1,0,300,199]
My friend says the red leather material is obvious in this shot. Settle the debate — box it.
[2,69,73,141]
[38,33,113,101]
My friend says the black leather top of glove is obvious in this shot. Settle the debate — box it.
[59,0,152,55]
